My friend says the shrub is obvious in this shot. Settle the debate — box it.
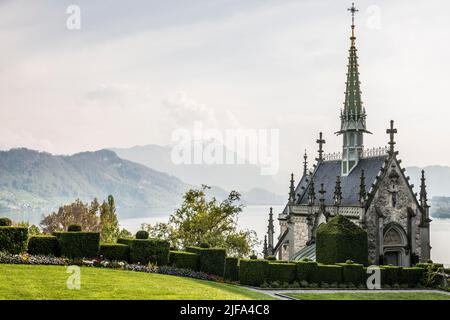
[266,255,276,261]
[199,243,210,248]
[99,243,130,261]
[0,217,12,226]
[313,264,343,284]
[381,265,403,286]
[120,238,170,265]
[249,254,258,259]
[224,257,239,281]
[0,227,28,254]
[186,246,226,276]
[267,263,296,283]
[58,232,100,258]
[135,230,149,240]
[295,260,318,282]
[67,224,82,232]
[169,251,199,270]
[401,267,424,287]
[239,259,268,286]
[28,235,59,256]
[336,262,365,285]
[316,215,368,265]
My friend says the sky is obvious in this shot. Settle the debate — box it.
[1,0,449,174]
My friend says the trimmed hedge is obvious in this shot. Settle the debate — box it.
[135,230,149,240]
[295,260,318,282]
[267,263,296,283]
[313,264,343,284]
[401,267,424,286]
[224,257,239,281]
[336,262,365,285]
[186,246,226,276]
[58,232,100,258]
[381,265,403,286]
[28,235,59,256]
[169,250,199,270]
[0,227,28,254]
[99,243,130,261]
[68,224,82,232]
[316,215,368,265]
[118,238,170,265]
[239,259,268,286]
[0,217,12,226]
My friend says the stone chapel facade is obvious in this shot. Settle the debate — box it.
[263,4,432,267]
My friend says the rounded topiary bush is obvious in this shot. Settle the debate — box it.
[135,230,149,239]
[0,217,12,226]
[250,254,258,260]
[67,224,82,232]
[199,242,210,248]
[316,214,368,265]
[266,255,276,261]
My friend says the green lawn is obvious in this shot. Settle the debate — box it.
[286,292,450,300]
[0,264,274,300]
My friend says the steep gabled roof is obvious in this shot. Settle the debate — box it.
[296,156,388,206]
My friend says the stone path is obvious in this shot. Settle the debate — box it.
[244,287,450,300]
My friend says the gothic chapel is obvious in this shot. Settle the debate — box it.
[263,4,431,267]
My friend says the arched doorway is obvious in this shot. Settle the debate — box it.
[383,223,408,266]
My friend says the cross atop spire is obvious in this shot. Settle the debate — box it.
[316,132,326,161]
[387,120,398,155]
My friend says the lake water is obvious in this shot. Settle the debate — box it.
[120,205,450,266]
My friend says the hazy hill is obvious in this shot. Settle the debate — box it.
[0,148,188,212]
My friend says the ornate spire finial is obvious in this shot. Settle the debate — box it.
[267,207,274,255]
[347,3,359,46]
[308,176,316,205]
[334,176,342,206]
[420,170,428,207]
[316,132,326,161]
[387,120,398,155]
[359,169,367,206]
[289,173,296,203]
[303,149,308,176]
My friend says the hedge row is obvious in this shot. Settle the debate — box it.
[0,227,28,254]
[186,246,226,276]
[99,243,130,261]
[28,236,59,256]
[56,232,100,259]
[239,259,425,287]
[118,238,170,265]
[169,250,199,270]
[224,257,239,281]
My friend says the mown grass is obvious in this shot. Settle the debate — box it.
[0,264,274,300]
[286,291,450,300]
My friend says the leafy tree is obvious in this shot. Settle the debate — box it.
[100,195,120,243]
[15,221,41,236]
[41,199,100,233]
[142,186,258,257]
[118,228,133,239]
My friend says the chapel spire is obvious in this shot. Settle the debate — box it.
[338,3,370,176]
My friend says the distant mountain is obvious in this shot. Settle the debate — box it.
[110,144,285,195]
[0,148,188,214]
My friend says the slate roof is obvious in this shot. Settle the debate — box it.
[296,156,388,206]
[292,243,316,261]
